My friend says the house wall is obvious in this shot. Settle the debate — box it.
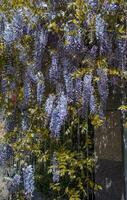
[95,89,125,200]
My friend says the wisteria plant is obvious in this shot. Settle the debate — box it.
[0,0,126,200]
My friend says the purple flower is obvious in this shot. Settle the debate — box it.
[0,145,7,165]
[0,144,13,166]
[50,92,68,137]
[64,24,82,51]
[95,14,105,40]
[0,17,4,34]
[89,45,98,58]
[3,22,14,43]
[23,26,27,34]
[12,174,21,187]
[103,2,119,12]
[83,74,92,108]
[82,74,97,115]
[34,29,48,69]
[63,69,74,102]
[75,78,83,100]
[21,111,29,131]
[24,74,32,104]
[36,72,45,105]
[45,94,55,117]
[88,0,98,8]
[108,3,119,11]
[8,174,21,193]
[52,153,59,183]
[17,44,28,63]
[49,53,61,82]
[90,87,96,114]
[97,68,108,107]
[8,174,21,194]
[95,14,111,54]
[37,81,45,105]
[5,114,15,132]
[10,81,16,90]
[23,165,35,199]
[117,40,126,69]
[35,1,48,8]
[1,77,8,94]
[27,66,38,84]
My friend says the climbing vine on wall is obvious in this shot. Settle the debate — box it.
[0,0,126,199]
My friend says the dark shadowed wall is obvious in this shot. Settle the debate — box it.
[95,89,125,200]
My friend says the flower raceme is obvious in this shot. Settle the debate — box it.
[23,165,35,199]
[50,92,68,137]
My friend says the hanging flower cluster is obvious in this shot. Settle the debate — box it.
[82,74,93,114]
[0,145,7,165]
[23,165,35,199]
[64,24,82,51]
[88,0,98,8]
[1,76,8,94]
[45,94,56,118]
[50,92,68,137]
[95,14,105,40]
[63,60,74,102]
[97,68,109,107]
[103,2,119,12]
[21,111,29,131]
[12,174,21,187]
[36,72,45,105]
[24,75,32,105]
[52,153,60,183]
[49,53,60,82]
[8,174,21,194]
[0,0,126,199]
[0,145,13,166]
[90,87,96,114]
[34,28,48,70]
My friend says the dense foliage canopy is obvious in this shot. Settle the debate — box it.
[0,0,126,199]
